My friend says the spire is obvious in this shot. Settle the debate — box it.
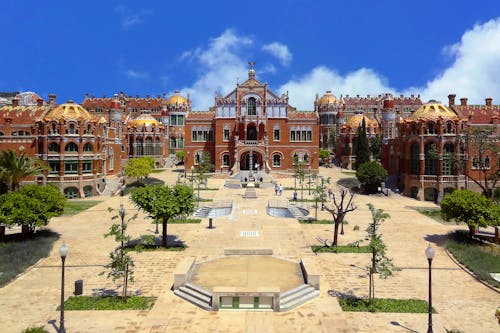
[248,61,256,80]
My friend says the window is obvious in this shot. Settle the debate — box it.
[64,161,78,174]
[222,154,230,166]
[273,154,281,167]
[443,143,454,175]
[304,154,309,163]
[192,129,213,142]
[290,130,312,142]
[273,129,280,141]
[155,138,161,155]
[68,124,77,134]
[194,152,202,165]
[136,138,143,156]
[247,97,256,116]
[170,114,185,126]
[472,156,491,169]
[223,128,230,141]
[48,142,59,153]
[83,143,93,152]
[95,108,103,113]
[49,161,60,174]
[410,143,419,175]
[12,131,30,136]
[170,137,177,149]
[82,161,92,173]
[65,142,78,152]
[424,143,438,175]
[145,137,153,155]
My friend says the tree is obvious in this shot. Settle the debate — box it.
[356,161,388,194]
[312,176,330,220]
[440,189,500,236]
[0,149,45,193]
[175,150,185,163]
[101,205,137,301]
[365,203,398,306]
[355,118,370,169]
[0,184,66,234]
[323,189,357,246]
[130,184,195,247]
[125,157,154,184]
[369,135,382,161]
[319,149,331,166]
[293,155,306,198]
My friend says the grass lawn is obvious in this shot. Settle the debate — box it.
[170,218,202,224]
[413,207,448,223]
[446,230,500,288]
[298,219,331,224]
[62,296,157,310]
[339,297,434,313]
[0,230,59,287]
[63,200,101,216]
[312,245,371,253]
[337,177,360,190]
[125,235,187,252]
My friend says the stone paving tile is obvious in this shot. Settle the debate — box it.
[0,167,499,332]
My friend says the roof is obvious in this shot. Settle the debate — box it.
[410,102,457,121]
[44,101,92,122]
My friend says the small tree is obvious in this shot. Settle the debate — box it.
[125,157,154,184]
[130,184,195,247]
[355,118,370,169]
[323,189,357,246]
[365,203,397,306]
[369,135,382,161]
[312,176,330,220]
[0,149,45,193]
[440,189,500,236]
[101,205,137,301]
[0,184,66,234]
[175,150,185,163]
[319,149,331,166]
[356,161,388,194]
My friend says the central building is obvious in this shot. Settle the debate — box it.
[184,63,319,172]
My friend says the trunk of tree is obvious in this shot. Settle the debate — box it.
[332,221,340,247]
[162,219,168,248]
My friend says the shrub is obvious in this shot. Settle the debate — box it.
[355,162,388,194]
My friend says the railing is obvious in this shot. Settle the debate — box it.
[244,140,258,145]
[46,174,99,182]
[210,200,233,209]
[268,200,289,209]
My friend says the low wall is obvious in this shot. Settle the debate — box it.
[212,286,280,311]
[173,257,196,289]
[300,257,320,290]
[224,249,273,255]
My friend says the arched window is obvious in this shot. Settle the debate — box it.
[410,143,419,175]
[303,154,309,163]
[443,143,454,175]
[48,142,59,153]
[68,123,77,134]
[65,142,78,152]
[246,125,257,140]
[83,143,93,152]
[222,154,230,166]
[170,137,177,149]
[155,137,161,155]
[136,138,143,156]
[247,97,256,116]
[51,123,58,134]
[424,143,438,175]
[273,154,281,167]
[85,124,92,135]
[0,132,3,136]
[446,122,454,134]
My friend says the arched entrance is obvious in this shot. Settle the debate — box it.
[240,151,262,170]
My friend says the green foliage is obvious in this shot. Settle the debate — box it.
[319,149,331,164]
[170,218,201,224]
[0,230,58,287]
[440,190,500,231]
[63,200,101,216]
[336,177,360,190]
[369,135,382,161]
[175,150,185,161]
[0,149,45,193]
[338,297,434,313]
[298,219,331,224]
[62,296,156,310]
[312,245,371,253]
[0,184,66,233]
[125,157,154,182]
[21,327,49,333]
[445,230,500,288]
[355,118,370,168]
[356,162,388,194]
[353,225,360,231]
[414,207,446,223]
[130,184,195,247]
[100,205,137,300]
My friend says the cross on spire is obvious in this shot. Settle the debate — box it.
[248,61,256,79]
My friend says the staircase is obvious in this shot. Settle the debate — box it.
[243,186,258,198]
[174,283,212,310]
[194,206,212,218]
[101,177,121,196]
[279,284,320,311]
[288,206,306,219]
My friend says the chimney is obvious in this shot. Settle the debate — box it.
[448,94,456,107]
[120,91,124,98]
[84,93,89,99]
[485,97,492,107]
[460,98,468,106]
[12,98,19,107]
[48,94,56,106]
[37,99,44,107]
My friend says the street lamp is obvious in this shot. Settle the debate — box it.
[425,244,435,333]
[59,242,68,333]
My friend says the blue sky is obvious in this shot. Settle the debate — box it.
[2,0,500,109]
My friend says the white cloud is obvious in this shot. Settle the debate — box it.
[279,66,396,109]
[180,29,253,109]
[115,6,152,29]
[409,17,500,104]
[125,70,150,79]
[262,42,292,66]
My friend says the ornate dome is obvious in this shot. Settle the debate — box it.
[44,101,92,122]
[345,114,377,128]
[318,91,338,105]
[411,102,457,121]
[167,91,187,105]
[127,114,162,128]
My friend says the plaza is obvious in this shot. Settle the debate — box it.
[0,166,498,333]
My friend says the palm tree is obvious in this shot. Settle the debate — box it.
[0,149,45,192]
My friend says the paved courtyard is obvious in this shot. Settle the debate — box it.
[0,167,498,333]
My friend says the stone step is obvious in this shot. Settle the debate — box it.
[280,289,320,311]
[281,285,315,305]
[185,283,212,299]
[179,286,211,304]
[174,289,212,310]
[280,284,309,298]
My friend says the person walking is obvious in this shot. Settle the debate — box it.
[279,184,283,196]
[274,184,279,196]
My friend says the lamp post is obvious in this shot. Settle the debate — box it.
[425,244,435,333]
[119,204,125,249]
[190,166,194,189]
[59,242,68,333]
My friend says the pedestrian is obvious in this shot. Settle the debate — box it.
[293,190,297,203]
[274,184,279,196]
[279,184,283,196]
